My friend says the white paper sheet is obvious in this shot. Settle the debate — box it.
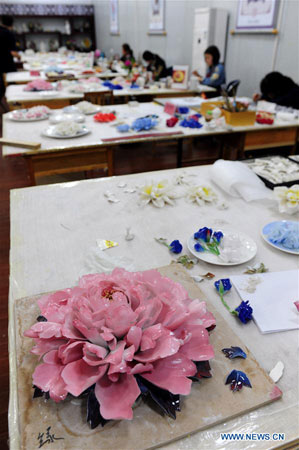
[231,270,299,333]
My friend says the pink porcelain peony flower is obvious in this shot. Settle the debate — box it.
[25,268,215,421]
[24,79,54,91]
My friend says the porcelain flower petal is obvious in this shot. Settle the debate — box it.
[142,353,196,395]
[95,373,140,420]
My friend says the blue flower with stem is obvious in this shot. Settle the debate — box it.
[169,240,183,254]
[194,227,223,256]
[214,279,253,325]
[155,238,182,254]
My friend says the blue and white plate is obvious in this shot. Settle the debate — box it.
[262,221,299,255]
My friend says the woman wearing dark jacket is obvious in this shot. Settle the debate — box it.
[142,50,172,81]
[253,72,299,109]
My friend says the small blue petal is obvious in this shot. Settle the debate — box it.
[225,370,252,391]
[222,346,247,359]
[169,240,183,254]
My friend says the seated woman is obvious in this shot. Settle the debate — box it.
[192,45,225,93]
[142,50,172,81]
[253,72,299,109]
[120,43,135,65]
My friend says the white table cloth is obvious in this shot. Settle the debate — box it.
[5,70,128,85]
[9,165,299,449]
[3,102,299,157]
[5,83,84,104]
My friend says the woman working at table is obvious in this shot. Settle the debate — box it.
[142,51,172,81]
[253,72,299,109]
[192,45,225,93]
[120,43,135,65]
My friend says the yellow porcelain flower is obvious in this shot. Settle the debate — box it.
[185,185,218,206]
[274,184,299,214]
[139,180,179,207]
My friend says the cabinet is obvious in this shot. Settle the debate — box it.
[0,3,96,52]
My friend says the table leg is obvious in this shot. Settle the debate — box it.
[24,156,36,186]
[177,138,183,168]
[221,132,245,160]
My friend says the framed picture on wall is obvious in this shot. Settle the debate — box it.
[110,0,119,35]
[149,0,165,35]
[236,0,280,31]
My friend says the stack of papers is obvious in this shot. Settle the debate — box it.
[231,270,299,333]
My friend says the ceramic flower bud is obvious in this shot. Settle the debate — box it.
[169,240,183,254]
[194,227,213,242]
[194,242,205,252]
[214,278,232,295]
[234,301,253,324]
[212,231,223,244]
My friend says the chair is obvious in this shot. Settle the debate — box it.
[225,80,240,97]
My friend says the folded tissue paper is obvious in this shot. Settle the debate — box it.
[210,160,274,202]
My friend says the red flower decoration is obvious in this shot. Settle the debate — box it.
[94,112,116,123]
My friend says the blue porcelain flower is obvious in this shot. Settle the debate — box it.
[194,227,212,242]
[169,240,183,254]
[180,118,203,129]
[102,81,123,90]
[177,106,189,114]
[212,231,223,244]
[214,278,232,294]
[235,301,253,324]
[225,370,252,392]
[222,346,247,359]
[117,124,130,133]
[132,117,157,132]
[194,242,205,252]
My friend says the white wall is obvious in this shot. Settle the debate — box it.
[94,0,299,97]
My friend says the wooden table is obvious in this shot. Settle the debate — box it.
[5,69,127,85]
[113,85,215,103]
[2,103,184,184]
[2,102,298,184]
[8,165,299,449]
[5,83,112,109]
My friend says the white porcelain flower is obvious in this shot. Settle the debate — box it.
[138,180,179,207]
[274,184,299,214]
[185,185,217,206]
